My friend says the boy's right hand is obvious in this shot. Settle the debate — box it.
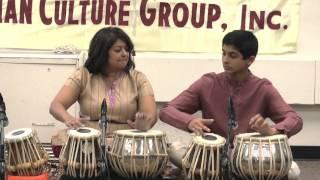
[188,118,214,135]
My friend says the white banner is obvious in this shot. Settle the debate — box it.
[0,0,301,53]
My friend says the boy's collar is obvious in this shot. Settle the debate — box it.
[225,70,252,85]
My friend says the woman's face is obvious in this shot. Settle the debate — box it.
[106,39,129,72]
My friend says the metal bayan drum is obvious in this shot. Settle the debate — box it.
[231,132,292,180]
[59,127,102,178]
[108,129,169,179]
[5,128,48,176]
[182,133,226,180]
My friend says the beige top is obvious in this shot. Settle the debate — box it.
[64,67,154,132]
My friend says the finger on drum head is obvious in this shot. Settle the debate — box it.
[195,130,201,136]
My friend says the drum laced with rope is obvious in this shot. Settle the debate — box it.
[181,133,226,180]
[107,129,169,179]
[59,127,103,179]
[231,132,293,180]
[5,128,49,176]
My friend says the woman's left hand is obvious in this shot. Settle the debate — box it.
[127,112,151,131]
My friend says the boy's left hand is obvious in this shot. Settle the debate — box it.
[249,114,279,136]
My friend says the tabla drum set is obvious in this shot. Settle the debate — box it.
[59,127,103,178]
[168,132,293,180]
[5,128,49,178]
[231,132,292,180]
[4,126,293,180]
[58,127,169,179]
[108,129,169,179]
[5,127,170,179]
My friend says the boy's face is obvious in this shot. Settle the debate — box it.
[222,44,254,77]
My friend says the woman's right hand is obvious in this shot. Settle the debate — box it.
[127,112,152,131]
[64,116,87,129]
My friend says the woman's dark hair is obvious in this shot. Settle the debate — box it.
[222,30,258,59]
[84,27,135,74]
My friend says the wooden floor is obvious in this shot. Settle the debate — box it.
[296,159,320,180]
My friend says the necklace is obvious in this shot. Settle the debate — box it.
[104,73,124,109]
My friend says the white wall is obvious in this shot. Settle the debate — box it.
[0,53,80,142]
[135,57,317,104]
[289,105,320,146]
[316,62,320,104]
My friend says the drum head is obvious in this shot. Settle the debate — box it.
[236,132,287,141]
[68,127,100,138]
[115,129,164,137]
[5,128,33,141]
[193,133,225,146]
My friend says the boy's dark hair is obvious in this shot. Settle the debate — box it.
[84,27,135,74]
[222,30,258,59]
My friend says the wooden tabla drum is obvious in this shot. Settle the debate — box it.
[5,128,48,176]
[182,133,226,180]
[231,132,292,180]
[108,129,169,179]
[59,127,102,178]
